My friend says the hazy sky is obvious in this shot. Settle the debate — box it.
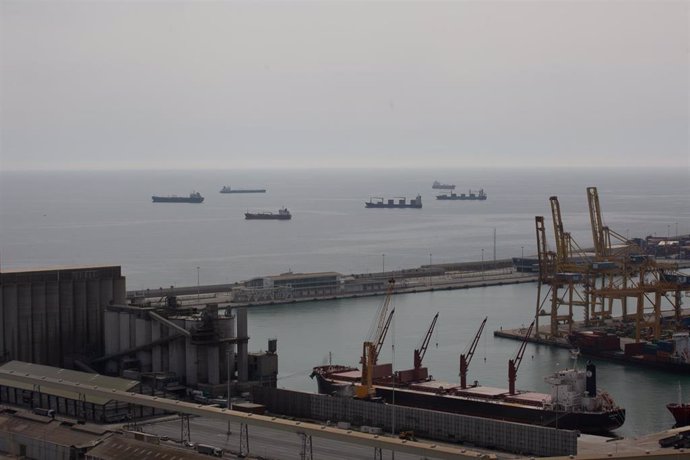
[1,1,688,170]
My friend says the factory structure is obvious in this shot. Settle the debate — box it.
[0,265,278,419]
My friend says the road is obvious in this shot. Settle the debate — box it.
[137,415,512,460]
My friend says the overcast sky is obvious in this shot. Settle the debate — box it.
[1,0,688,171]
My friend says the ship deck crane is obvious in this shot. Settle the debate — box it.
[413,312,439,369]
[508,320,535,395]
[357,280,396,398]
[460,316,487,389]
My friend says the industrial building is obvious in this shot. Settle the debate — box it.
[0,266,126,369]
[0,361,143,423]
[0,265,277,403]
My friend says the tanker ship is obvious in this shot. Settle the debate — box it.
[310,286,625,433]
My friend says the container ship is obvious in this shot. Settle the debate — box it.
[432,181,455,190]
[311,285,625,433]
[365,195,422,209]
[220,186,266,193]
[152,192,204,203]
[245,208,291,220]
[436,189,487,201]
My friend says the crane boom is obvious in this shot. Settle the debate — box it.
[587,186,608,259]
[459,316,487,389]
[549,196,569,269]
[508,320,535,395]
[373,308,395,365]
[413,312,439,369]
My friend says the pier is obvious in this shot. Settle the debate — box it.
[127,259,538,308]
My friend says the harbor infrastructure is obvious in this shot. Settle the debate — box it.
[0,370,689,460]
[127,259,537,308]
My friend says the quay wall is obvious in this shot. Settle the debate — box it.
[251,386,577,457]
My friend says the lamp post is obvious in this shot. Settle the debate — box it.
[196,266,200,306]
[520,246,524,272]
[382,254,385,274]
[481,249,484,280]
[226,348,232,435]
[429,253,432,287]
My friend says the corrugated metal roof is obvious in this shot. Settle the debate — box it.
[86,436,213,459]
[0,265,121,274]
[0,361,138,406]
[267,271,341,281]
[0,413,103,447]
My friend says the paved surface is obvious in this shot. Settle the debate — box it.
[137,415,521,459]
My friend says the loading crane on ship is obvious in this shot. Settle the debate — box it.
[413,312,439,369]
[508,320,534,395]
[459,316,487,389]
[357,280,396,399]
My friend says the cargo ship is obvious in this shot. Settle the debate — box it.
[432,181,455,190]
[365,195,422,209]
[245,208,291,220]
[220,186,266,194]
[311,293,624,433]
[436,189,487,201]
[152,192,204,203]
[568,330,690,373]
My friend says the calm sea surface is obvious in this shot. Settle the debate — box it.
[1,167,688,437]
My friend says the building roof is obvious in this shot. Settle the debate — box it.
[86,436,214,459]
[267,271,342,281]
[0,361,138,406]
[0,412,104,448]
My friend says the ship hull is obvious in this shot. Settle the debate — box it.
[312,373,624,433]
[667,403,690,427]
[221,189,266,193]
[152,196,204,203]
[365,203,422,209]
[436,196,487,201]
[245,214,291,220]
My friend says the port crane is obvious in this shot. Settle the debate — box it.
[509,320,534,395]
[413,312,439,370]
[459,316,487,389]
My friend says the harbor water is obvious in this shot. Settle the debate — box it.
[1,167,689,437]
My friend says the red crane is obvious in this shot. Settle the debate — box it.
[459,317,487,389]
[413,312,439,369]
[509,320,535,395]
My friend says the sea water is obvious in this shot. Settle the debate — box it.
[0,167,688,436]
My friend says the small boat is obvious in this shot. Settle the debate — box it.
[365,195,422,209]
[245,208,291,220]
[667,384,690,427]
[432,181,455,190]
[436,189,487,201]
[220,186,266,194]
[152,192,204,203]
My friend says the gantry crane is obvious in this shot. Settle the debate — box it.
[459,317,487,389]
[535,187,689,343]
[509,320,535,395]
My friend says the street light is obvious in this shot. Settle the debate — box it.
[382,254,385,274]
[227,347,232,435]
[429,253,432,287]
[481,249,484,280]
[196,266,200,306]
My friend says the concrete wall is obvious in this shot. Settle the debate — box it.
[251,387,577,457]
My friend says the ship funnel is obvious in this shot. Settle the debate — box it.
[585,361,597,396]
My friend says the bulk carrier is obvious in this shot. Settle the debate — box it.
[311,282,625,433]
